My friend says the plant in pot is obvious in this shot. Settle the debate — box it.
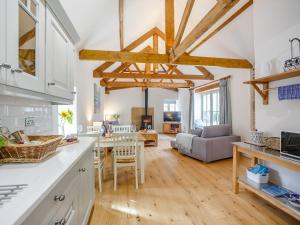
[0,135,7,148]
[112,114,120,123]
[59,109,73,136]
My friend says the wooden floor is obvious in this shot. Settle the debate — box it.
[88,137,299,225]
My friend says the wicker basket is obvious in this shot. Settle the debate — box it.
[0,135,63,163]
[264,137,280,151]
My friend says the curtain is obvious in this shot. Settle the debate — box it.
[219,79,232,125]
[188,89,194,131]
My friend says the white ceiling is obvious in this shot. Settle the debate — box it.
[60,0,254,75]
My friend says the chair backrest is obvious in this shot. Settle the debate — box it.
[112,133,138,158]
[112,125,132,133]
[87,126,101,132]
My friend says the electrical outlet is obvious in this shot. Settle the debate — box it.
[25,117,35,127]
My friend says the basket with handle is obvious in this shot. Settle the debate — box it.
[0,135,63,163]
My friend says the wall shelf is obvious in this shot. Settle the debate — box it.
[244,69,300,105]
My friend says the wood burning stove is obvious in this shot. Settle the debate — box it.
[141,88,153,129]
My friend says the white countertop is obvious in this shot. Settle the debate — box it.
[0,137,95,225]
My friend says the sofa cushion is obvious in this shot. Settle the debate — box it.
[201,124,231,138]
[189,128,203,137]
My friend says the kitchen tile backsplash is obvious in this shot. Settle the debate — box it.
[0,104,53,135]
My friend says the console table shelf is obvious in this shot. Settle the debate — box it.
[232,142,300,221]
[243,69,300,105]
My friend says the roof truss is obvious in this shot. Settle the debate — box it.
[81,0,254,93]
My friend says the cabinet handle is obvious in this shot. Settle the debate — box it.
[55,219,66,225]
[54,194,65,201]
[0,63,11,69]
[48,82,56,86]
[11,68,23,73]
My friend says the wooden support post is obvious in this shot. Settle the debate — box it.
[263,83,269,105]
[250,68,255,131]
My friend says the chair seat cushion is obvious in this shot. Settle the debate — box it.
[116,157,136,163]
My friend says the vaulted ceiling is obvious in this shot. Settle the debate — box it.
[60,0,254,90]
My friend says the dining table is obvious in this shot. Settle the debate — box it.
[78,131,145,184]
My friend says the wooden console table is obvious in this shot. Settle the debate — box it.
[232,142,300,221]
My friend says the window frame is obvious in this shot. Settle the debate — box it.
[198,88,220,126]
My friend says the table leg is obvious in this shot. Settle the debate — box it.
[251,157,258,166]
[232,145,240,194]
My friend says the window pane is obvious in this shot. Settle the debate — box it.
[19,5,36,76]
[164,104,168,112]
[170,104,175,112]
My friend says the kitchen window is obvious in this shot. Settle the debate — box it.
[194,89,220,127]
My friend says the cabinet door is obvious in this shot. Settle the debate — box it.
[45,6,72,100]
[0,0,7,84]
[78,150,94,225]
[50,178,79,225]
[6,0,45,93]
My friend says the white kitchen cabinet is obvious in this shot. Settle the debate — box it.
[6,0,46,93]
[78,149,95,225]
[0,0,78,103]
[21,146,95,225]
[0,0,7,84]
[45,6,74,100]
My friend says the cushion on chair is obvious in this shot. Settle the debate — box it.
[201,125,231,138]
[189,128,203,137]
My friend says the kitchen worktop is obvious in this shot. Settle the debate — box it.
[0,137,95,225]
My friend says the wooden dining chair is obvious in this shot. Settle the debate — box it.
[112,125,132,133]
[87,126,101,132]
[94,142,105,192]
[112,133,138,191]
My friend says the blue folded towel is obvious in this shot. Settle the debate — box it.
[248,164,269,175]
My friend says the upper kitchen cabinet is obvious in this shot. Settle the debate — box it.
[45,6,74,100]
[0,0,79,103]
[6,0,46,93]
[0,0,7,84]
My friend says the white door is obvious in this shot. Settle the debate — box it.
[6,0,45,93]
[0,0,7,84]
[45,6,72,100]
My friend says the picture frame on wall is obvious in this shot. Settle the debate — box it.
[94,83,101,113]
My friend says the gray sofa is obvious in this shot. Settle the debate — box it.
[171,125,241,163]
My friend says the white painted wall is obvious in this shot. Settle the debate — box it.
[74,54,105,130]
[253,0,300,193]
[103,88,178,132]
[178,68,251,140]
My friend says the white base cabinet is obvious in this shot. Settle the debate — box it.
[21,149,95,225]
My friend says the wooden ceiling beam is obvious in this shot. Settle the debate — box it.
[153,33,159,73]
[119,0,124,50]
[101,80,194,88]
[188,0,253,54]
[19,28,35,47]
[93,27,157,74]
[80,50,252,68]
[174,0,195,48]
[165,0,175,53]
[95,72,214,80]
[170,0,240,62]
